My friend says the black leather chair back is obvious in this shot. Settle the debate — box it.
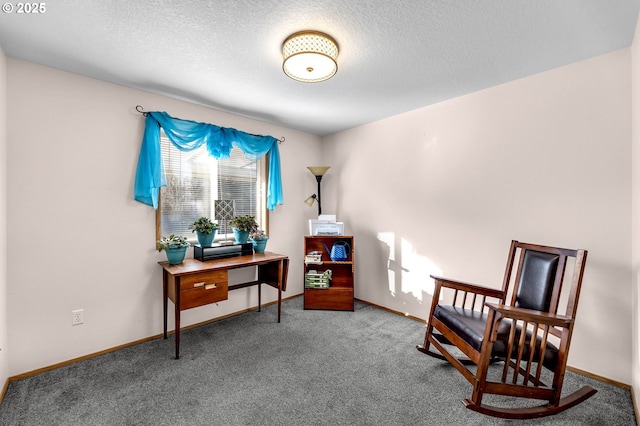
[514,250,559,312]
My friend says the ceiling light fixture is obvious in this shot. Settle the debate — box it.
[282,31,338,83]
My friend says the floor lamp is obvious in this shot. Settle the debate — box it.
[304,166,330,216]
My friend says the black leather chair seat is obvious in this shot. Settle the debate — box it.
[434,304,558,369]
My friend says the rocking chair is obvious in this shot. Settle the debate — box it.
[417,240,596,419]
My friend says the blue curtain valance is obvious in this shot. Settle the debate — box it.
[134,111,284,210]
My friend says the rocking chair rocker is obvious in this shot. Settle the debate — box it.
[417,240,596,419]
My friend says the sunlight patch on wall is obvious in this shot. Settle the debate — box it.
[378,232,397,297]
[401,237,442,300]
[377,232,442,301]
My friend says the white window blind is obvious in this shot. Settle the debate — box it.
[157,131,266,242]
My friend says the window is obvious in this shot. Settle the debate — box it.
[157,131,267,242]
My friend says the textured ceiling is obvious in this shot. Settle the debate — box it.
[0,0,638,135]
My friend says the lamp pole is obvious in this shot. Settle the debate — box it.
[315,175,323,216]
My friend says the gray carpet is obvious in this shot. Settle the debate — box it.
[0,296,636,425]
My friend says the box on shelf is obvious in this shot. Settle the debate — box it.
[305,251,323,264]
[304,269,332,289]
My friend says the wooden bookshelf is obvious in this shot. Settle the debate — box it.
[303,236,354,311]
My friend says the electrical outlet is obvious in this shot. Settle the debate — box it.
[72,309,84,326]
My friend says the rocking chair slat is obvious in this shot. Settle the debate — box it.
[534,325,550,385]
[502,321,518,383]
[512,320,529,384]
[523,322,538,386]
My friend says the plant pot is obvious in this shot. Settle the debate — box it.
[165,246,188,265]
[232,228,250,244]
[252,238,268,254]
[196,229,216,247]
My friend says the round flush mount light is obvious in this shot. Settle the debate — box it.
[282,31,338,83]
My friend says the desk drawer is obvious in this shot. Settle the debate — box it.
[180,281,228,310]
[179,270,227,290]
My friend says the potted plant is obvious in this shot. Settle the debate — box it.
[157,234,190,264]
[229,215,258,244]
[189,216,219,247]
[249,229,269,253]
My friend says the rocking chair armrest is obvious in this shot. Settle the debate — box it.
[430,275,505,299]
[484,303,573,328]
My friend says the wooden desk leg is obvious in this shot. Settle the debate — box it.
[277,288,281,323]
[277,261,282,323]
[174,277,181,360]
[163,270,168,339]
[258,282,262,312]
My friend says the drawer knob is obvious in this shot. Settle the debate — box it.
[204,283,217,290]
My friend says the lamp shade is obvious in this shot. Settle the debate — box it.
[304,195,317,207]
[282,31,338,83]
[307,166,330,177]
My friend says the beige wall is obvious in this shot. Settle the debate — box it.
[323,50,633,384]
[5,59,321,375]
[631,11,640,412]
[0,47,7,388]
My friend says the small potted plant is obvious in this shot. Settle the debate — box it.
[249,229,269,253]
[229,215,258,244]
[189,216,219,247]
[157,234,190,264]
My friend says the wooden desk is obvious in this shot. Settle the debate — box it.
[159,252,289,359]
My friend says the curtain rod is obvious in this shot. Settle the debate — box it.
[135,105,285,144]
